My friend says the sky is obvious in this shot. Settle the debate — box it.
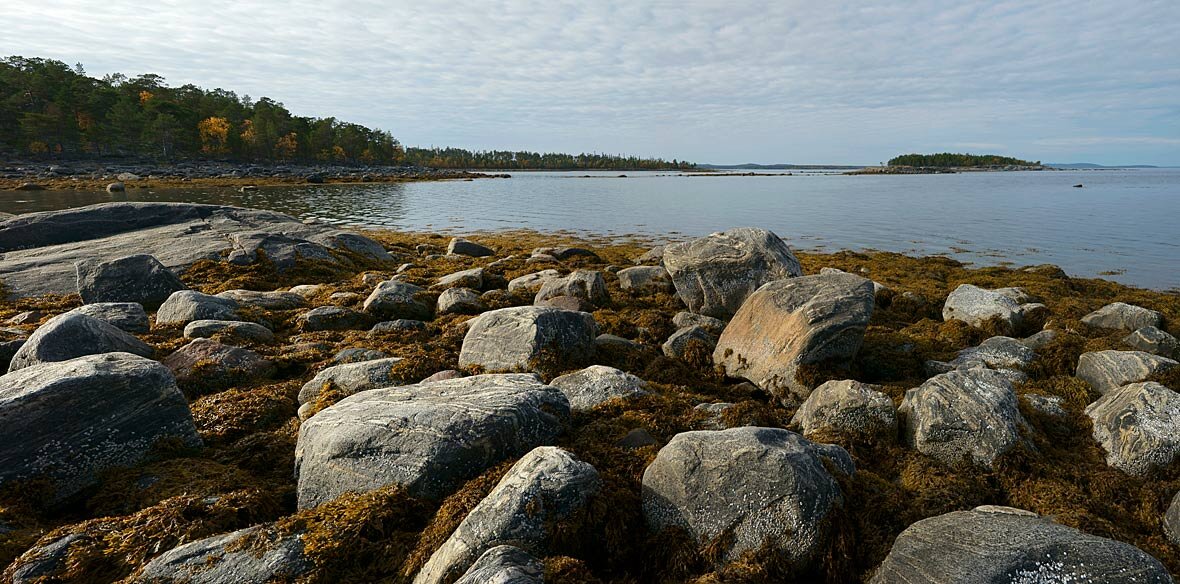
[4,1,1179,165]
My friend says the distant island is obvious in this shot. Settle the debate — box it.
[698,163,864,170]
[848,152,1044,174]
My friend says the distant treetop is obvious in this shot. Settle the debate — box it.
[887,153,1039,168]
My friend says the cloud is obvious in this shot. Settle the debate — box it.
[2,0,1179,164]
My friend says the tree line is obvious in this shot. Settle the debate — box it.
[887,153,1039,168]
[0,56,692,170]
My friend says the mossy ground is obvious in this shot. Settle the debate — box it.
[0,231,1178,582]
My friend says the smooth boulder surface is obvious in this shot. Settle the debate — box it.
[662,227,802,319]
[1082,302,1164,331]
[413,447,600,584]
[437,287,485,315]
[507,269,562,295]
[296,357,406,405]
[156,291,239,327]
[550,364,649,411]
[534,270,609,306]
[8,312,153,372]
[898,368,1025,468]
[447,238,494,257]
[363,280,432,321]
[870,506,1172,583]
[1085,381,1180,475]
[295,374,569,507]
[791,379,897,441]
[0,353,200,499]
[66,302,150,333]
[642,427,846,568]
[1076,350,1178,395]
[183,320,275,342]
[713,273,875,403]
[942,284,1024,334]
[0,202,392,299]
[132,526,310,584]
[616,265,674,294]
[1124,326,1179,358]
[435,267,484,290]
[458,306,597,373]
[74,253,186,309]
[452,546,543,584]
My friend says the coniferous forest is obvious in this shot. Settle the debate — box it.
[887,152,1040,167]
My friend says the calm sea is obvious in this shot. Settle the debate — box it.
[1,168,1177,290]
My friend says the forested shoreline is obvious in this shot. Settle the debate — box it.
[887,152,1040,167]
[0,57,693,171]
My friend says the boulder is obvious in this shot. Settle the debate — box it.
[550,365,649,411]
[1082,302,1164,331]
[0,353,200,499]
[532,246,599,261]
[633,245,666,265]
[215,289,307,310]
[413,447,599,584]
[297,357,406,405]
[1085,382,1180,475]
[870,506,1172,583]
[161,339,275,394]
[435,267,484,290]
[927,336,1035,376]
[507,269,562,295]
[458,307,597,373]
[791,380,897,441]
[898,369,1025,468]
[66,302,150,333]
[942,284,1024,334]
[642,427,846,568]
[713,273,875,403]
[8,312,153,372]
[74,254,186,309]
[662,227,802,319]
[447,238,494,257]
[183,320,274,343]
[363,280,432,321]
[1124,326,1179,358]
[370,319,428,334]
[296,306,371,332]
[156,291,239,327]
[671,311,726,335]
[1166,491,1180,547]
[295,374,569,507]
[132,526,310,583]
[1020,329,1058,350]
[437,287,485,315]
[616,266,674,294]
[330,347,389,365]
[6,533,84,583]
[534,270,609,306]
[1076,350,1178,395]
[453,546,543,584]
[661,325,716,361]
[535,294,595,312]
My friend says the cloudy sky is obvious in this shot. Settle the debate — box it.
[5,1,1179,165]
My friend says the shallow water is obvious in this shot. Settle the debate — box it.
[1,168,1177,290]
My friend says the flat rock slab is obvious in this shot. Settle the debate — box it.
[870,506,1172,583]
[295,373,569,507]
[0,202,392,299]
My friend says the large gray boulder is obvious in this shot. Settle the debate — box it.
[550,365,649,411]
[413,447,599,584]
[437,287,485,315]
[507,269,562,295]
[642,427,847,569]
[74,253,187,309]
[790,379,897,441]
[458,306,597,373]
[1085,382,1180,475]
[0,353,200,499]
[616,265,674,294]
[1082,302,1164,331]
[363,280,432,321]
[435,267,484,290]
[1076,350,1177,395]
[132,526,311,584]
[662,227,802,319]
[66,302,150,333]
[156,291,239,327]
[1124,326,1179,358]
[297,357,406,405]
[898,368,1025,468]
[942,284,1024,334]
[295,374,569,507]
[453,546,543,584]
[926,336,1035,382]
[870,506,1172,583]
[0,203,392,299]
[8,312,153,372]
[447,238,494,257]
[713,273,875,404]
[534,270,609,306]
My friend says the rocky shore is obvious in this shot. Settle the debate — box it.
[0,160,505,191]
[0,204,1178,583]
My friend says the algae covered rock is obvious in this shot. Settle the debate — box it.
[437,287,485,315]
[550,364,649,411]
[534,269,609,307]
[870,506,1172,583]
[661,325,716,362]
[0,352,200,499]
[663,227,802,319]
[183,320,275,343]
[413,447,599,584]
[1082,301,1164,331]
[363,280,433,321]
[297,356,406,405]
[1085,381,1180,476]
[132,525,311,583]
[791,379,897,441]
[156,290,239,327]
[713,272,874,403]
[458,306,597,373]
[642,427,846,569]
[74,253,187,309]
[8,312,153,372]
[295,374,569,507]
[1076,350,1177,395]
[616,265,674,294]
[898,368,1025,468]
[162,338,275,394]
[942,284,1024,334]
